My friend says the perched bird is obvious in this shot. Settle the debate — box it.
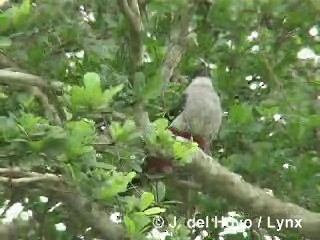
[146,74,223,174]
[169,75,222,152]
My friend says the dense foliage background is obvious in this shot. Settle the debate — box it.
[0,0,319,239]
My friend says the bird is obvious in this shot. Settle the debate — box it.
[146,74,223,174]
[169,75,222,152]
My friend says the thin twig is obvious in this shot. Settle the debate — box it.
[29,86,62,125]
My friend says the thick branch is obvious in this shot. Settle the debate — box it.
[52,186,125,240]
[161,11,191,87]
[189,150,320,240]
[0,167,61,187]
[0,70,62,90]
[117,0,143,73]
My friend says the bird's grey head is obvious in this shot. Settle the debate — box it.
[190,76,213,88]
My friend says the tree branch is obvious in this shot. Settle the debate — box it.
[161,10,191,87]
[0,70,62,90]
[28,86,62,125]
[51,186,125,240]
[0,168,125,240]
[117,0,150,134]
[0,167,61,186]
[189,150,320,240]
[0,69,63,125]
[117,0,143,74]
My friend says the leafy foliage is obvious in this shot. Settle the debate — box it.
[0,0,319,239]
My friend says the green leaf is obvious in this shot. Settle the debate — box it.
[173,141,198,162]
[139,192,155,211]
[70,73,117,112]
[28,140,43,152]
[143,207,166,215]
[0,15,9,31]
[153,118,169,131]
[100,171,136,199]
[143,70,163,100]
[27,43,48,66]
[309,115,320,127]
[0,116,19,140]
[0,36,12,48]
[3,0,31,28]
[46,126,67,139]
[153,181,166,202]
[257,106,279,117]
[70,86,86,110]
[121,196,139,212]
[17,113,48,135]
[83,72,101,88]
[133,71,163,101]
[103,84,124,104]
[229,104,254,125]
[110,120,137,142]
[124,215,136,235]
[0,92,7,99]
[67,121,95,142]
[131,212,151,234]
[65,120,95,160]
